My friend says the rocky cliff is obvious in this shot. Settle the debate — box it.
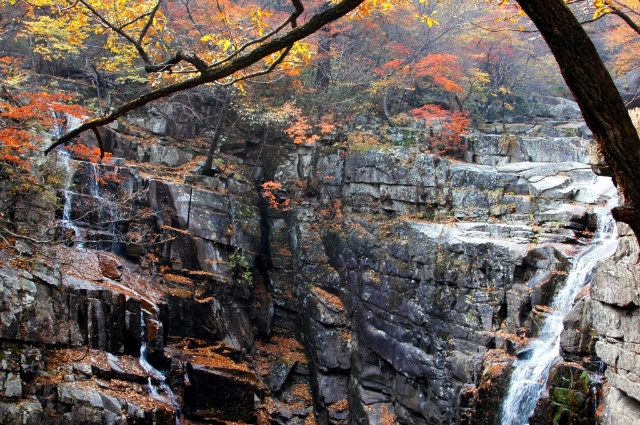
[590,222,640,425]
[0,122,636,425]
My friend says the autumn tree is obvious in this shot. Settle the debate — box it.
[6,0,640,238]
[0,55,91,244]
[33,0,371,154]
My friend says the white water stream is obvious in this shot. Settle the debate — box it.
[500,195,619,425]
[57,152,120,250]
[139,312,182,424]
[53,112,179,422]
[56,147,85,248]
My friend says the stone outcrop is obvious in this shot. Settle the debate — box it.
[591,223,640,425]
[259,141,616,424]
[1,117,635,425]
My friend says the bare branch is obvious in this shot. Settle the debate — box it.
[77,0,153,65]
[209,0,305,68]
[609,7,640,36]
[92,128,105,158]
[55,0,80,13]
[137,0,163,45]
[180,0,206,37]
[117,11,153,31]
[222,44,293,86]
[177,51,210,73]
[45,0,366,154]
[610,0,640,18]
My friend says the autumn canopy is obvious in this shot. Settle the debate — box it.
[2,0,640,234]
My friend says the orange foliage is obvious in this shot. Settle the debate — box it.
[285,116,320,145]
[375,51,463,94]
[283,112,337,145]
[0,63,90,192]
[319,115,336,135]
[65,144,113,164]
[412,105,470,158]
[261,181,291,211]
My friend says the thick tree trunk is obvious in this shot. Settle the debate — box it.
[516,0,640,239]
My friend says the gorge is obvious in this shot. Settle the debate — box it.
[1,108,639,425]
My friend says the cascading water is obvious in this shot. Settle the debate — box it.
[500,194,619,425]
[58,150,79,242]
[139,312,182,424]
[53,110,83,247]
[87,162,118,247]
[53,110,122,251]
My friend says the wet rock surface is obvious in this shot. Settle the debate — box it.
[590,223,640,425]
[0,120,633,424]
[259,140,617,424]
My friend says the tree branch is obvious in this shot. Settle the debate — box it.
[222,44,294,86]
[45,0,366,154]
[77,0,153,66]
[137,0,163,45]
[610,7,640,36]
[209,0,305,68]
[92,128,105,158]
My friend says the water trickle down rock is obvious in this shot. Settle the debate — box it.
[500,195,618,425]
[2,114,636,425]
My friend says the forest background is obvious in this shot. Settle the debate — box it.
[1,0,640,240]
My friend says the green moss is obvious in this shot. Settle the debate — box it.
[239,205,258,219]
[350,143,380,155]
[550,388,586,409]
[229,249,253,287]
[552,405,572,425]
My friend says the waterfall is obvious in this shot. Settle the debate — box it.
[57,149,84,247]
[87,162,118,248]
[53,108,122,251]
[53,110,80,245]
[139,312,182,424]
[500,195,619,425]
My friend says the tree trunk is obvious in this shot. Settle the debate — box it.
[203,88,231,175]
[315,24,331,91]
[516,0,640,240]
[383,91,394,126]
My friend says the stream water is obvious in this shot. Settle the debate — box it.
[500,195,619,425]
[139,312,182,424]
[53,114,180,423]
[57,149,85,248]
[53,112,82,246]
[57,152,121,250]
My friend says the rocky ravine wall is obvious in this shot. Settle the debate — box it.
[260,138,617,425]
[0,127,637,425]
[591,223,640,425]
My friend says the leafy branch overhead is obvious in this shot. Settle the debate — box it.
[42,0,368,154]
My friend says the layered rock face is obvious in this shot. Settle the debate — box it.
[591,223,640,425]
[0,126,634,424]
[0,154,313,424]
[261,138,616,425]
